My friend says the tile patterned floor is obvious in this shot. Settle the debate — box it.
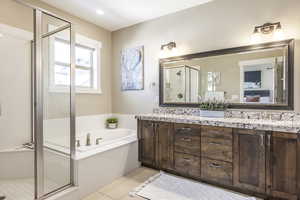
[0,178,59,200]
[82,167,159,200]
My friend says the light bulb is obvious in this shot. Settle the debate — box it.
[159,49,167,58]
[273,26,284,41]
[251,29,262,44]
[170,47,178,56]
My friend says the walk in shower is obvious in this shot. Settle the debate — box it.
[0,2,75,200]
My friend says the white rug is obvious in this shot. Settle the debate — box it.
[131,172,257,200]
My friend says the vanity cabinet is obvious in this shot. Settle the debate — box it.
[267,132,300,200]
[137,119,300,200]
[156,122,174,170]
[201,126,233,185]
[233,129,266,193]
[138,120,174,169]
[174,124,201,178]
[138,120,156,166]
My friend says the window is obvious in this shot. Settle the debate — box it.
[49,29,102,94]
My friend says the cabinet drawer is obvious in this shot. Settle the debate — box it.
[201,158,233,185]
[201,137,232,162]
[174,152,201,178]
[201,126,232,140]
[174,124,201,137]
[174,124,201,156]
[175,134,201,156]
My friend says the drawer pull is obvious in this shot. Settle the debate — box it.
[181,138,192,142]
[208,142,221,145]
[183,158,191,161]
[209,163,222,168]
[179,127,192,132]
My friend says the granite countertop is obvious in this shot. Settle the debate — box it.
[135,113,300,134]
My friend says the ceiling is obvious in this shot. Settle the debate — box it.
[40,0,213,31]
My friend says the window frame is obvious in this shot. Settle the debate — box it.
[48,25,102,94]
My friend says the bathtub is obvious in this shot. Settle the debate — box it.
[76,128,137,152]
[45,127,139,198]
[74,128,139,198]
[45,128,137,156]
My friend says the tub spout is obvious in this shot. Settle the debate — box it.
[76,140,81,147]
[86,133,91,146]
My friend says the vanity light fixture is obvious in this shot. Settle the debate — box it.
[160,42,177,58]
[161,42,176,51]
[251,22,284,43]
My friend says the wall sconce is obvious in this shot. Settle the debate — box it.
[161,42,176,51]
[251,22,284,43]
[160,42,177,58]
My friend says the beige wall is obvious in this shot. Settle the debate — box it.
[112,0,300,114]
[0,0,112,117]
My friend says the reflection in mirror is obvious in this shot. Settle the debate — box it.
[163,65,200,103]
[160,40,294,109]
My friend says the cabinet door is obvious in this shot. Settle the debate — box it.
[267,132,300,200]
[157,122,174,170]
[233,129,266,193]
[138,120,156,166]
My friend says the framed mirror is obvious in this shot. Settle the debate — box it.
[159,39,294,110]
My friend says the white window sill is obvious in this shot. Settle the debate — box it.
[49,87,102,94]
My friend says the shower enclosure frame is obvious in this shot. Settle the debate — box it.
[15,1,76,200]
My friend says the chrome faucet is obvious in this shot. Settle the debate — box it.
[86,133,91,146]
[76,139,81,147]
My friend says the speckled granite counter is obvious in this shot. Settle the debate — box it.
[136,113,300,134]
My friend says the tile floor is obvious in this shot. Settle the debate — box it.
[0,178,59,200]
[82,167,159,200]
[82,167,263,200]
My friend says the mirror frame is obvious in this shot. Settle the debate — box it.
[159,39,294,110]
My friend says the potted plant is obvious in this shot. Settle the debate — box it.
[199,100,228,118]
[106,117,118,129]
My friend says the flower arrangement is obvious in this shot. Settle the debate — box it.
[199,100,228,118]
[199,101,228,111]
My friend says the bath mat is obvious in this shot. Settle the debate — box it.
[130,172,257,200]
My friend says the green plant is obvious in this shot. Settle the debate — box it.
[106,117,118,124]
[199,100,228,111]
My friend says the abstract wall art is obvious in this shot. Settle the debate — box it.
[121,46,144,91]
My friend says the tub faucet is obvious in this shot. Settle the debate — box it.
[86,133,91,146]
[76,140,81,147]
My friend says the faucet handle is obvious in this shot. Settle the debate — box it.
[96,137,102,145]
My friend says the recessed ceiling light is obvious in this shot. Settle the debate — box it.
[96,9,104,15]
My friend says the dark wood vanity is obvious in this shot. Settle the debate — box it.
[137,120,300,200]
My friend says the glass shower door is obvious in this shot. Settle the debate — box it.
[33,9,75,199]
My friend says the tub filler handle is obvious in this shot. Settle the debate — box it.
[96,138,103,145]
